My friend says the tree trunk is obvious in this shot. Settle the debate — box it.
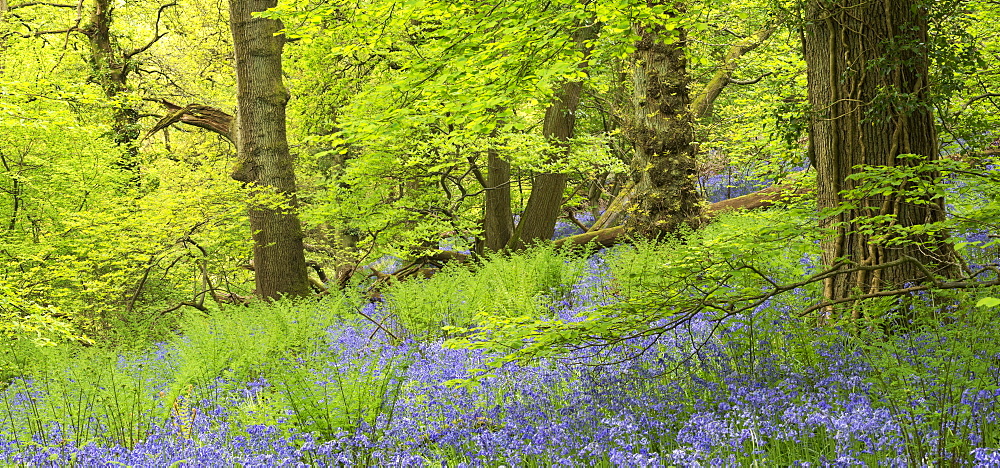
[390,182,812,278]
[508,80,582,249]
[480,145,514,253]
[229,0,311,299]
[508,24,596,250]
[624,5,703,238]
[84,0,141,186]
[804,0,958,315]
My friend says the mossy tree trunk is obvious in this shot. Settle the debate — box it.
[624,3,703,238]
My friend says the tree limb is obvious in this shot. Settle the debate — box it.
[563,209,589,232]
[125,255,158,315]
[466,155,487,187]
[955,92,1000,116]
[20,26,80,37]
[157,301,209,315]
[691,22,782,119]
[728,72,773,85]
[124,2,176,59]
[146,99,233,142]
[8,1,76,9]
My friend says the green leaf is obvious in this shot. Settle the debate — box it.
[976,297,1000,308]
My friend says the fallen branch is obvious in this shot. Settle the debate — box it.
[555,182,813,249]
[353,182,814,289]
[707,182,811,214]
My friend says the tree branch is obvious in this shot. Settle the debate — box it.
[563,209,589,232]
[8,1,76,8]
[955,92,1000,116]
[19,26,80,37]
[691,20,783,119]
[146,99,233,142]
[728,72,773,85]
[466,155,487,188]
[124,2,177,59]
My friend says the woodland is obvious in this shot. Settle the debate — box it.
[1,0,1000,465]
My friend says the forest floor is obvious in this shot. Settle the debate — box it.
[1,207,999,467]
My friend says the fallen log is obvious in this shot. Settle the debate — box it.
[707,182,812,215]
[553,225,625,249]
[553,182,813,249]
[380,182,813,277]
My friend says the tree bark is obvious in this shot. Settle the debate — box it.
[148,100,234,142]
[507,24,596,250]
[479,145,514,253]
[804,0,958,315]
[508,81,582,249]
[690,23,779,120]
[624,4,703,238]
[229,0,311,299]
[83,0,141,186]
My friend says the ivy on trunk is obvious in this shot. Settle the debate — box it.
[803,0,959,318]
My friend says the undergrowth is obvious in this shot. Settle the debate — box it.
[0,207,998,466]
[385,244,587,338]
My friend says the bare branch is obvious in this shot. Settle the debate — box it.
[356,304,400,342]
[728,72,773,85]
[157,301,209,315]
[146,99,233,142]
[125,255,158,314]
[719,27,746,39]
[20,26,79,37]
[466,155,487,187]
[955,92,1000,116]
[124,2,177,59]
[8,1,77,9]
[563,209,589,232]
